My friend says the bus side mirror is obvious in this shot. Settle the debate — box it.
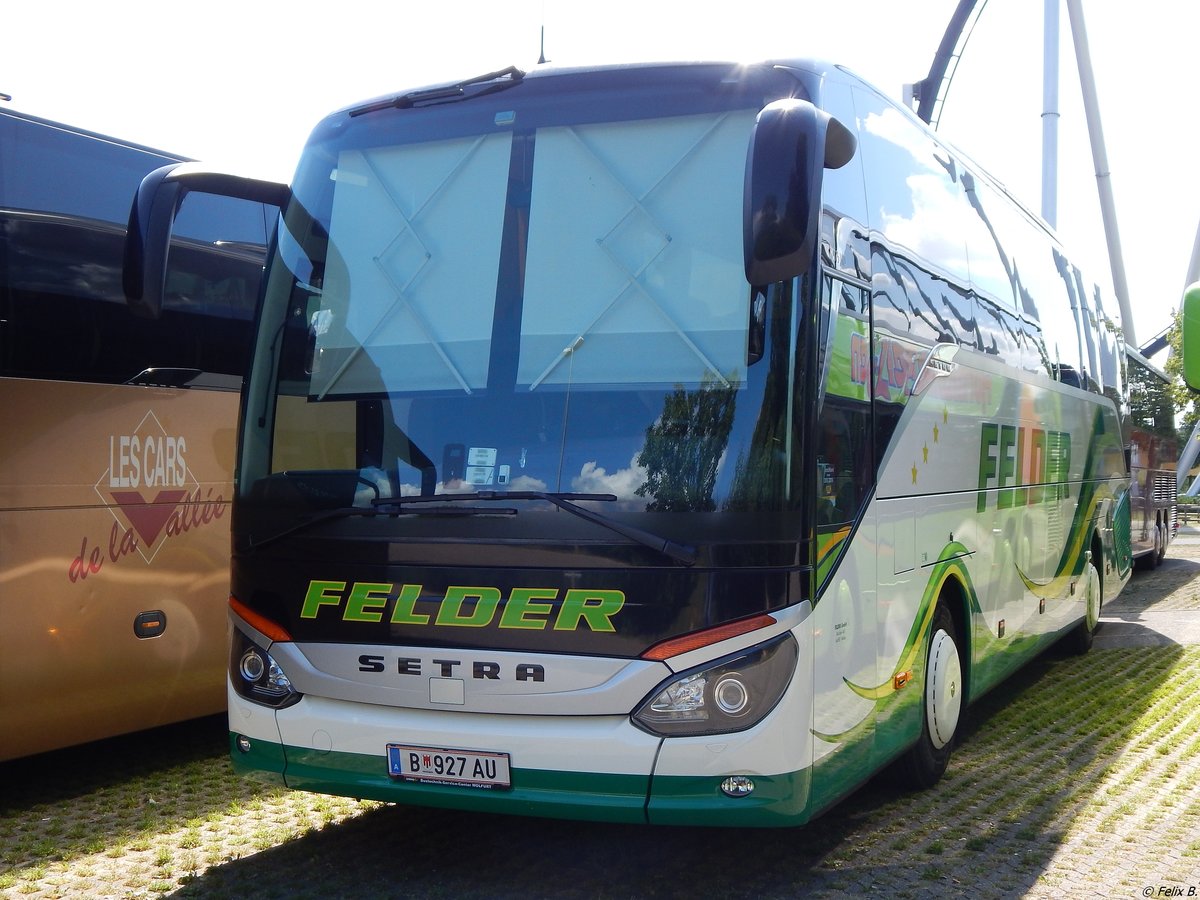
[1183,282,1200,391]
[124,163,290,319]
[743,99,856,286]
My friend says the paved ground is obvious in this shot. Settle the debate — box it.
[1096,527,1200,648]
[5,527,1200,898]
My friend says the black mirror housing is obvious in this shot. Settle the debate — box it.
[743,99,856,286]
[123,164,290,319]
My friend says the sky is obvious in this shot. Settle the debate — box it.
[4,0,1197,353]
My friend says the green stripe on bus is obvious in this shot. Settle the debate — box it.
[276,744,650,824]
[843,542,975,703]
[228,732,287,786]
[646,769,811,827]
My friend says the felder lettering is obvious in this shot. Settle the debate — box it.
[976,422,1071,512]
[302,580,625,632]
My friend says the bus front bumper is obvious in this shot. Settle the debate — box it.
[228,687,812,826]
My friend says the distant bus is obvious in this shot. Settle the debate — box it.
[1126,348,1178,568]
[128,59,1132,826]
[0,108,274,760]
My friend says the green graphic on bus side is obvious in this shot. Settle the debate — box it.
[816,527,851,585]
[814,387,1123,754]
[1015,408,1120,597]
[1016,487,1104,600]
[824,314,924,405]
[976,423,1072,512]
[300,581,626,632]
[840,542,975,705]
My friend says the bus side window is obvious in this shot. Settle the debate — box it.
[817,80,870,283]
[815,276,872,528]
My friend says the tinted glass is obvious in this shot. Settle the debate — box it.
[0,111,273,384]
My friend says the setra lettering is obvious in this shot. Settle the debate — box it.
[358,655,546,682]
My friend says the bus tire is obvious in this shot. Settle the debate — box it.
[1067,548,1102,655]
[897,601,963,790]
[1135,528,1158,571]
[1147,525,1161,570]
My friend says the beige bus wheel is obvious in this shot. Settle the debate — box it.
[926,614,963,750]
[1068,548,1102,655]
[897,602,962,789]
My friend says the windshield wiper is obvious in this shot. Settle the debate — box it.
[350,66,525,117]
[374,491,698,566]
[244,489,696,566]
[242,501,517,553]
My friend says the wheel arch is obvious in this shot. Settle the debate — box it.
[1086,518,1110,583]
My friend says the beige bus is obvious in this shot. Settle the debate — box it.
[0,109,273,760]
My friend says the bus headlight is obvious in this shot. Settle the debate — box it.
[632,633,797,737]
[230,629,301,709]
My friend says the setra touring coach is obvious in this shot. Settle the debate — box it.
[125,59,1132,825]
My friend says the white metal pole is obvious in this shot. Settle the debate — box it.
[1065,0,1137,347]
[1185,219,1200,291]
[1041,0,1060,228]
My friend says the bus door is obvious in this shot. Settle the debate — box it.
[808,273,878,810]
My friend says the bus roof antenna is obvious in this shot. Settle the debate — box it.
[538,25,549,65]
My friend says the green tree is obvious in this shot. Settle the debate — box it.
[1163,310,1199,438]
[635,377,736,512]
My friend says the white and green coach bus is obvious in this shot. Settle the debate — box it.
[125,59,1132,826]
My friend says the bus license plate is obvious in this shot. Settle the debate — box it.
[386,743,512,789]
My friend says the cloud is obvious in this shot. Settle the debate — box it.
[507,474,548,492]
[571,457,647,504]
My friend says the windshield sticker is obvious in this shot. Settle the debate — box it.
[68,410,225,582]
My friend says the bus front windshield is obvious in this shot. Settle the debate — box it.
[241,70,806,525]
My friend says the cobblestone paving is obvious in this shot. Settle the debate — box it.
[4,543,1200,899]
[1108,533,1200,613]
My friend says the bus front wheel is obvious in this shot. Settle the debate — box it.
[898,602,963,789]
[1066,548,1102,655]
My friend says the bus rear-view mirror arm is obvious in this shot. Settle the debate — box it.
[123,163,290,319]
[743,98,856,287]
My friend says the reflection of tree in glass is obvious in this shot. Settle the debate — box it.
[1165,313,1199,437]
[635,375,736,512]
[1128,351,1180,445]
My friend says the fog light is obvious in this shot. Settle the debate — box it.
[236,735,252,754]
[721,775,755,798]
